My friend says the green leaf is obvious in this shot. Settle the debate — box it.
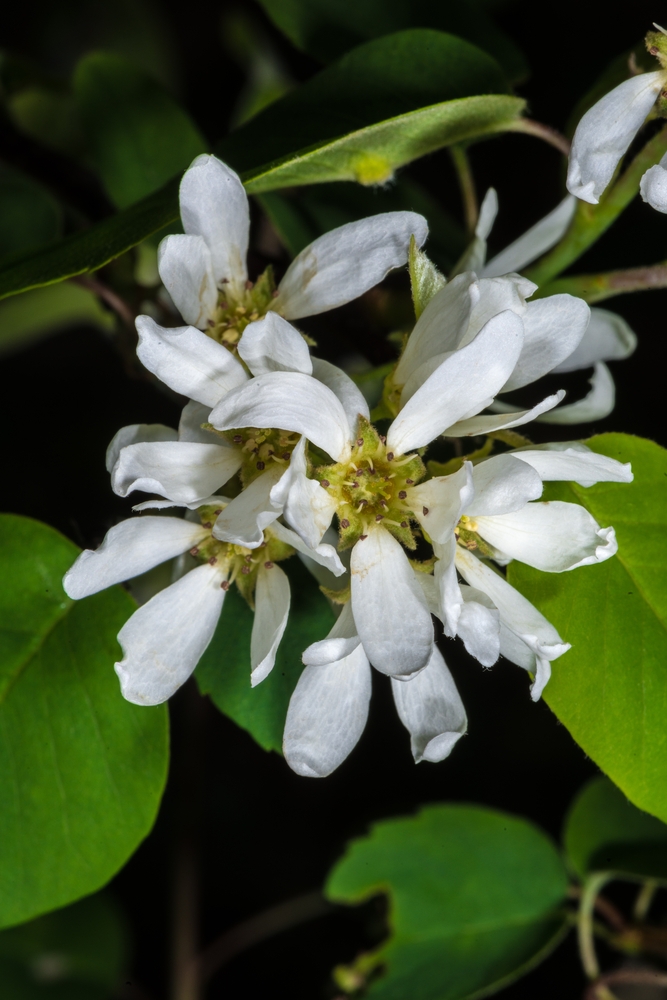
[564,776,667,883]
[507,434,667,825]
[0,283,114,356]
[196,559,334,752]
[73,53,207,209]
[0,893,126,998]
[0,515,169,929]
[257,0,527,82]
[326,805,569,1000]
[0,166,62,260]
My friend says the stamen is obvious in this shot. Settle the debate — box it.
[208,556,218,565]
[320,479,330,489]
[264,561,274,569]
[189,547,199,556]
[398,490,407,499]
[282,452,291,460]
[214,509,222,515]
[202,521,212,529]
[400,521,408,528]
[256,461,265,470]
[221,580,230,590]
[405,478,414,485]
[356,438,364,447]
[422,506,429,516]
[340,518,350,529]
[359,534,368,541]
[241,565,251,574]
[233,435,243,443]
[386,452,394,461]
[375,514,384,522]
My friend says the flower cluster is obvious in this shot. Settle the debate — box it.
[64,153,632,777]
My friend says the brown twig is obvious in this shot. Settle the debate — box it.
[71,274,137,327]
[505,118,572,156]
[584,968,667,1000]
[568,884,628,934]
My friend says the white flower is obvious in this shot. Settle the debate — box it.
[283,603,467,777]
[640,152,667,211]
[155,153,428,345]
[63,507,343,705]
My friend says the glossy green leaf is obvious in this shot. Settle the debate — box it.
[257,0,527,82]
[564,776,667,883]
[326,805,569,1000]
[0,166,61,260]
[73,53,206,209]
[0,283,114,355]
[196,559,334,753]
[0,515,169,929]
[508,434,667,825]
[0,893,125,999]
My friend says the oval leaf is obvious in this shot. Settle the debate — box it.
[0,515,169,929]
[326,805,569,1000]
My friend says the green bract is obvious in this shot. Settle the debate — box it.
[0,515,168,929]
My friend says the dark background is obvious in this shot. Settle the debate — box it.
[1,1,666,997]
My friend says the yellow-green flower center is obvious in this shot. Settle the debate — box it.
[205,266,277,348]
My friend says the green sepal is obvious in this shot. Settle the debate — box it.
[409,235,446,319]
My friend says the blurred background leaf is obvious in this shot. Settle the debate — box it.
[0,165,61,259]
[0,283,114,356]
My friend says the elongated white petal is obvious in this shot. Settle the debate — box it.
[179,154,249,288]
[449,390,564,436]
[283,644,371,777]
[408,463,474,544]
[466,454,543,517]
[277,438,338,548]
[394,273,477,386]
[391,645,467,763]
[640,154,667,212]
[537,362,614,424]
[132,495,228,512]
[136,315,248,407]
[270,519,345,577]
[115,563,225,705]
[302,602,360,665]
[250,562,291,686]
[567,72,663,204]
[178,400,214,444]
[552,308,636,372]
[499,625,552,701]
[351,527,433,677]
[476,501,618,571]
[157,234,217,328]
[415,571,441,618]
[477,187,499,239]
[387,310,525,455]
[64,517,208,599]
[511,448,633,487]
[209,371,352,462]
[274,212,428,319]
[458,585,500,667]
[434,537,463,637]
[501,295,590,392]
[450,189,499,276]
[461,274,534,348]
[212,465,283,548]
[311,357,370,435]
[112,441,242,503]
[482,195,577,277]
[238,312,312,376]
[106,423,177,474]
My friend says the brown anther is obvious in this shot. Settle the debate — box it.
[272,289,280,297]
[214,508,222,515]
[360,534,368,540]
[380,500,388,507]
[189,546,199,556]
[340,518,350,529]
[221,580,230,591]
[375,514,384,522]
[351,481,359,488]
[207,319,215,327]
[245,554,253,562]
[282,452,291,460]
[202,521,212,529]
[405,478,414,484]
[256,461,265,470]
[241,565,251,574]
[359,498,368,506]
[245,279,254,290]
[422,506,429,516]
[320,480,330,489]
[398,490,407,499]
[400,521,408,528]
[233,435,243,443]
[208,556,218,565]
[387,452,394,461]
[264,561,274,569]
[356,438,364,447]
[379,435,386,444]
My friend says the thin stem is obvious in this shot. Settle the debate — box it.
[568,884,627,933]
[525,124,667,288]
[536,261,667,302]
[634,880,659,922]
[584,968,667,1000]
[504,117,571,156]
[578,874,612,980]
[193,891,333,986]
[172,840,199,1000]
[71,274,136,327]
[450,145,478,238]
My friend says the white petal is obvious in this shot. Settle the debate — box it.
[136,315,248,407]
[270,519,345,577]
[64,517,208,599]
[111,440,242,503]
[391,645,467,763]
[476,187,499,239]
[482,195,577,277]
[449,390,564,436]
[537,362,614,424]
[178,400,215,443]
[115,563,225,705]
[302,602,360,665]
[450,189,498,275]
[293,525,350,592]
[498,625,552,701]
[274,212,428,320]
[387,310,525,455]
[466,454,543,517]
[408,463,474,544]
[640,155,667,212]
[567,72,663,204]
[434,537,464,637]
[551,308,636,372]
[311,357,370,434]
[131,495,228,512]
[415,571,441,618]
[501,295,590,392]
[106,423,177,474]
[458,585,500,667]
[156,234,217,329]
[394,273,477,386]
[461,274,534,347]
[277,437,338,549]
[250,562,291,686]
[238,312,312,376]
[511,448,633,487]
[476,501,618,571]
[212,465,283,548]
[179,154,249,289]
[283,644,371,777]
[351,527,433,677]
[209,371,352,462]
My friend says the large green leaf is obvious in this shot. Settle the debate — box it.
[0,31,523,302]
[507,434,667,824]
[196,559,334,753]
[257,0,527,82]
[73,53,206,209]
[326,805,569,1000]
[0,515,169,929]
[564,776,667,883]
[0,893,125,999]
[0,166,62,260]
